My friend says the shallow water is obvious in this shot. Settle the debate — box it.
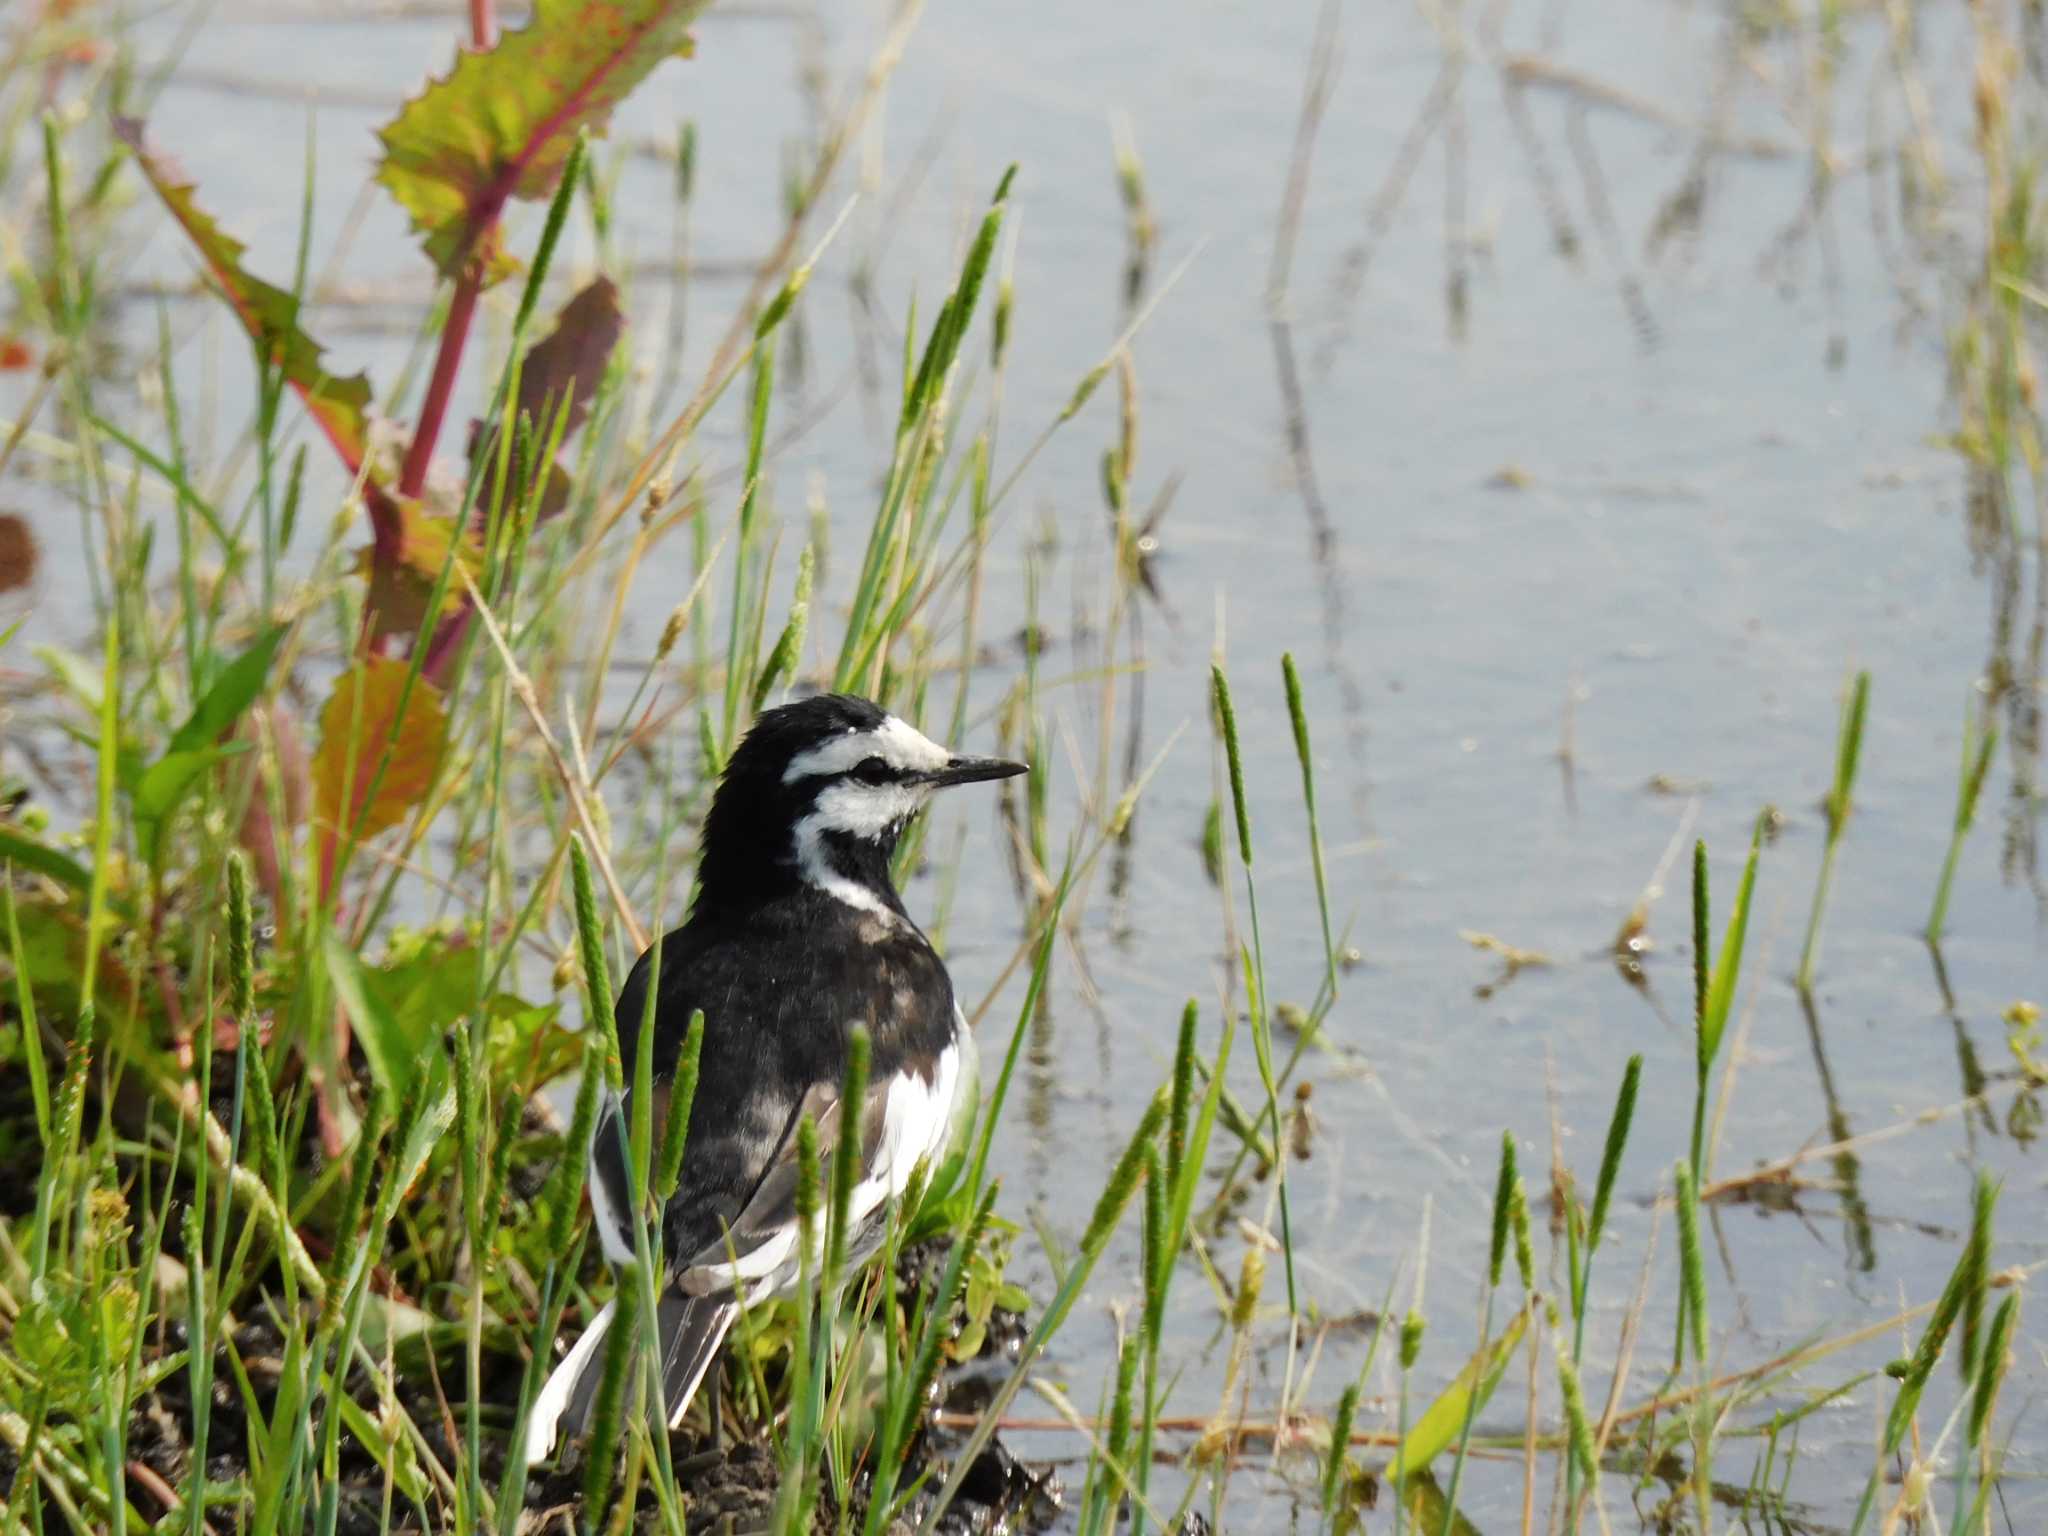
[6,0,2046,1527]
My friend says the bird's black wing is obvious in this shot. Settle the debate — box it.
[588,922,743,1269]
[545,1063,922,1462]
[586,918,875,1278]
[587,903,964,1283]
[593,1058,898,1291]
[670,1074,918,1293]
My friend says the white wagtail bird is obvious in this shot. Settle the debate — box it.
[524,693,1026,1465]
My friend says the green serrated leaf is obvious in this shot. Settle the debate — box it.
[114,122,375,475]
[375,0,710,279]
[364,942,485,1049]
[12,1293,88,1385]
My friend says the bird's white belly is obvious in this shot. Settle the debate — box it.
[684,1030,976,1300]
[873,1029,974,1200]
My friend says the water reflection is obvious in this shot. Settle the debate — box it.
[1925,940,2000,1146]
[1795,987,1876,1275]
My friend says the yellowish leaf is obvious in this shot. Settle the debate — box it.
[313,658,447,866]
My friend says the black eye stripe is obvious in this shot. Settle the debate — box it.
[850,755,892,785]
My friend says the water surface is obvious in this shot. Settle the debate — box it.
[5,0,2045,1526]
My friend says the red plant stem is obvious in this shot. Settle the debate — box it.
[398,272,483,499]
[331,0,498,1148]
[420,608,472,686]
[396,0,676,514]
[394,0,494,502]
[365,483,404,566]
[361,483,404,661]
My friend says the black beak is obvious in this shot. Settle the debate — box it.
[922,754,1029,788]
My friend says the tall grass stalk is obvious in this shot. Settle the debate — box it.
[1551,1309,1600,1512]
[566,833,685,1532]
[1281,653,1339,1010]
[1389,1199,1430,1536]
[1796,670,1870,992]
[1668,821,1759,1374]
[1559,1053,1639,1516]
[1846,1174,1998,1536]
[1437,1131,1518,1532]
[773,1115,825,1535]
[1926,699,1998,941]
[1960,1291,2018,1531]
[1674,1158,1712,1528]
[3,873,48,1152]
[1131,1001,1200,1536]
[1210,663,1297,1313]
[1691,824,1760,1180]
[859,1182,1000,1536]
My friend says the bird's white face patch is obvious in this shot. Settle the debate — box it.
[802,777,926,841]
[786,717,953,914]
[781,714,951,784]
[791,781,926,917]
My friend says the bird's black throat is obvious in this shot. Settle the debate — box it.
[694,789,912,917]
[813,825,910,910]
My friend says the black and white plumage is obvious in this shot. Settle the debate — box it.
[524,694,1026,1466]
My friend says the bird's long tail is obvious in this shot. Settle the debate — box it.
[523,1292,739,1466]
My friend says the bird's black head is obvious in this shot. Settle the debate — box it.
[695,693,1026,914]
